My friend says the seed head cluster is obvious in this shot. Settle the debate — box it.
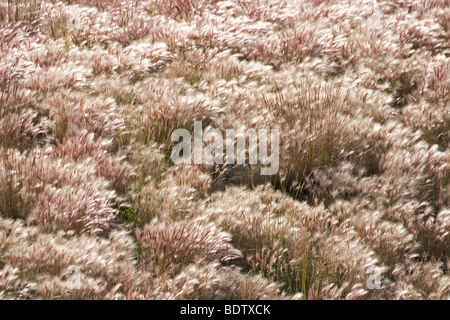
[0,0,449,299]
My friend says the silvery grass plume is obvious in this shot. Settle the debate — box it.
[0,0,448,300]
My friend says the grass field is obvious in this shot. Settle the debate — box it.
[0,0,449,299]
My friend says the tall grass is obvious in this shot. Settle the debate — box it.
[0,0,449,300]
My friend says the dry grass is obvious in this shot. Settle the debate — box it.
[0,0,449,300]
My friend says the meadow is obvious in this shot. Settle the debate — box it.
[0,0,449,299]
